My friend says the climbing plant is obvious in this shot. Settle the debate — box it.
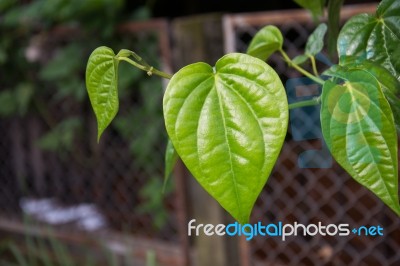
[86,0,400,224]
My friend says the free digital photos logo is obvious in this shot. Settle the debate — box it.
[188,219,384,241]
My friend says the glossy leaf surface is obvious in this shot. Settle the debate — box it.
[86,46,119,141]
[247,25,283,61]
[337,0,400,79]
[327,59,400,132]
[321,70,400,215]
[164,53,288,223]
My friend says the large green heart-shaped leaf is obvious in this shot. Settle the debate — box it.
[321,70,400,215]
[337,0,400,79]
[86,46,119,141]
[163,53,288,223]
[247,25,283,61]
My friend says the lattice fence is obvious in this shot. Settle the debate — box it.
[1,4,399,266]
[0,20,184,265]
[224,4,400,266]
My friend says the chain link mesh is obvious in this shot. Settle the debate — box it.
[0,26,179,245]
[1,5,399,266]
[224,5,400,266]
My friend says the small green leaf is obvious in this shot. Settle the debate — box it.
[337,0,400,79]
[305,23,327,56]
[164,53,288,223]
[86,46,119,141]
[332,58,400,132]
[321,70,400,215]
[164,139,178,192]
[294,0,326,21]
[247,25,283,61]
[292,54,309,65]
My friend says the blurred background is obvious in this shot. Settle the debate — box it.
[1,0,399,265]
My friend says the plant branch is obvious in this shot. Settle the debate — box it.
[279,49,324,85]
[289,97,320,109]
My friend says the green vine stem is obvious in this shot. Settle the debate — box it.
[118,57,173,79]
[309,55,319,77]
[279,49,324,85]
[288,96,320,109]
[116,49,173,79]
[119,49,322,110]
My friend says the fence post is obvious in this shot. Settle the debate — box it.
[171,13,243,266]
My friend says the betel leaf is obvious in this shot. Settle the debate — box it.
[247,25,283,61]
[294,0,326,21]
[328,58,400,132]
[163,53,288,224]
[321,70,400,215]
[337,0,400,79]
[305,23,327,56]
[86,46,119,141]
[163,139,178,192]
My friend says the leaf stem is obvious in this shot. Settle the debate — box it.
[309,55,319,77]
[288,97,320,109]
[118,57,173,79]
[279,49,324,85]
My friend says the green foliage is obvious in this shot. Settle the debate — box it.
[321,70,400,215]
[289,23,327,71]
[86,47,120,141]
[86,47,171,141]
[86,0,400,222]
[305,23,327,56]
[246,25,283,61]
[294,0,326,21]
[2,0,124,27]
[325,59,400,132]
[2,0,171,229]
[338,0,400,79]
[40,44,86,101]
[163,53,288,223]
